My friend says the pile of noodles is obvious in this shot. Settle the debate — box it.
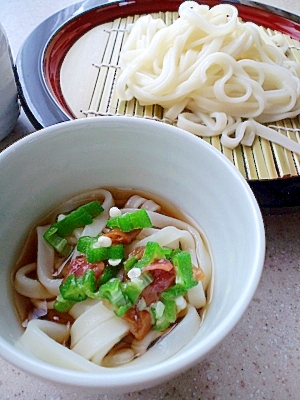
[15,189,212,370]
[116,1,300,154]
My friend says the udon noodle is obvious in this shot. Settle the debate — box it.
[116,1,300,154]
[14,188,212,371]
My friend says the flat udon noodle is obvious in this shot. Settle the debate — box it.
[70,302,131,366]
[16,319,105,372]
[16,302,201,370]
[37,225,61,296]
[124,194,161,212]
[15,191,211,369]
[15,263,53,299]
[116,1,300,154]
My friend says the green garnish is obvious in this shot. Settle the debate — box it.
[106,209,152,232]
[43,201,104,256]
[77,236,124,263]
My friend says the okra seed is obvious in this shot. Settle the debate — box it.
[57,214,66,222]
[108,258,122,266]
[109,206,122,217]
[127,267,141,279]
[97,236,112,247]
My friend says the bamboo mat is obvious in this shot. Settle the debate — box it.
[59,12,300,181]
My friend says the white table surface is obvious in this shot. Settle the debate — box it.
[0,1,300,399]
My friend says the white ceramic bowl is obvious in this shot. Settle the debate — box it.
[0,117,265,394]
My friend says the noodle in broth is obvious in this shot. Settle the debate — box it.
[13,188,213,370]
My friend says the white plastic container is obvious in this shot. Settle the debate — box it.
[0,22,19,141]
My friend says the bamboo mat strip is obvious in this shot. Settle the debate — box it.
[242,145,258,180]
[250,137,269,180]
[258,138,278,179]
[278,121,298,177]
[221,145,235,165]
[233,147,247,179]
[98,18,128,115]
[87,18,120,113]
